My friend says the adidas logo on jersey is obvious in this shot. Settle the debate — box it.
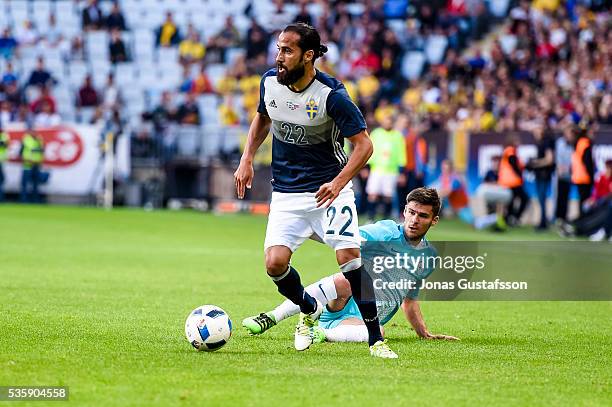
[268,100,277,108]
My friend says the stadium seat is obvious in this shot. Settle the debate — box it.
[68,61,89,88]
[91,60,112,88]
[121,1,142,28]
[346,3,366,16]
[198,94,220,126]
[77,107,96,124]
[162,0,183,13]
[386,19,406,41]
[54,1,78,30]
[7,0,29,27]
[133,30,155,62]
[19,45,38,62]
[225,48,245,66]
[41,47,63,66]
[141,9,164,30]
[425,34,448,65]
[200,124,225,159]
[306,3,324,19]
[401,51,426,80]
[31,0,52,32]
[499,34,518,55]
[490,0,511,18]
[45,57,65,79]
[55,85,74,112]
[114,63,136,87]
[176,125,202,157]
[85,31,110,61]
[205,64,227,88]
[157,47,179,65]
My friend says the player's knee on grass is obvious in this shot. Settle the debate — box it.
[335,248,360,266]
[265,246,292,276]
[333,273,352,300]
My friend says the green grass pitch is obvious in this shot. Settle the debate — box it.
[1,205,610,406]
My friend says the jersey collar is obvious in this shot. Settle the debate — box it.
[286,69,318,94]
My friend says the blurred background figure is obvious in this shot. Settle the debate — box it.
[156,12,181,47]
[0,125,8,202]
[365,113,405,221]
[555,125,575,224]
[571,126,595,215]
[474,155,512,231]
[498,136,528,226]
[560,160,612,241]
[82,0,103,31]
[526,125,555,231]
[431,159,472,224]
[20,128,45,203]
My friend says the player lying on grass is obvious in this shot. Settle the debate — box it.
[243,188,459,343]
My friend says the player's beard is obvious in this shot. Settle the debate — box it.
[277,61,305,86]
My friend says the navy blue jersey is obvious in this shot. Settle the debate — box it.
[258,69,366,193]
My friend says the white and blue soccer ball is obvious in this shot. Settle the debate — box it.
[185,305,232,352]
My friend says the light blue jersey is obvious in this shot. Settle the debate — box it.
[319,220,438,329]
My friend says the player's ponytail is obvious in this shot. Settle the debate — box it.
[318,44,328,58]
[283,23,327,62]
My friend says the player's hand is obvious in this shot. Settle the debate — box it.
[423,333,460,341]
[315,181,342,208]
[234,160,254,199]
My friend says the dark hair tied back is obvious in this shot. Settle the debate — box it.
[283,23,327,62]
[318,44,328,57]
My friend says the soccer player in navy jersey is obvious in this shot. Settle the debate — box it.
[234,23,397,358]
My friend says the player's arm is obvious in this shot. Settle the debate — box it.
[234,113,271,199]
[316,130,372,207]
[235,71,274,199]
[316,86,373,207]
[401,298,459,340]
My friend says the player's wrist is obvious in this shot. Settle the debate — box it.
[240,156,254,165]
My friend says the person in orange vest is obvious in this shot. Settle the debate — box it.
[498,135,528,226]
[571,128,595,215]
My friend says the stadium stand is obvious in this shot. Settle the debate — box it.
[0,0,610,220]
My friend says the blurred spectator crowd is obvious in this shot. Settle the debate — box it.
[0,0,610,234]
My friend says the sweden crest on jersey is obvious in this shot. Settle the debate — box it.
[306,97,318,119]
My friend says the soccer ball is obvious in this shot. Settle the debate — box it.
[185,305,232,351]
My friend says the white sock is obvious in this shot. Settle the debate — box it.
[474,213,498,230]
[270,275,338,322]
[323,325,369,342]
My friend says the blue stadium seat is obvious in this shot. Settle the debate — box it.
[425,34,448,65]
[401,51,426,80]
